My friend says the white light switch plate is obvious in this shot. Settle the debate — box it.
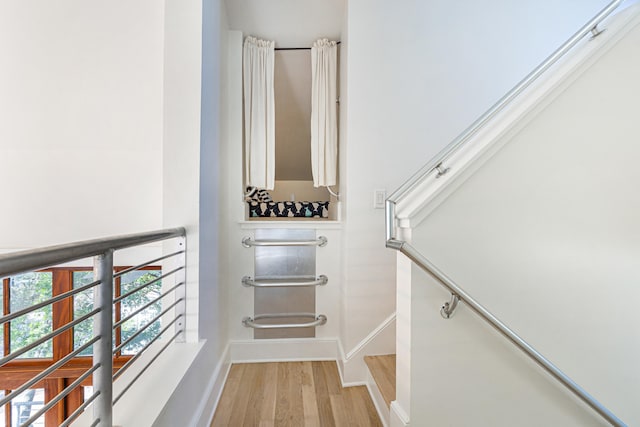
[374,189,386,209]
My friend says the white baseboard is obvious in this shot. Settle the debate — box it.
[193,344,231,427]
[366,368,390,427]
[336,339,366,387]
[339,314,396,384]
[345,312,396,360]
[229,337,340,363]
[390,401,410,427]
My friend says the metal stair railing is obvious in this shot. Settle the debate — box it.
[385,1,626,426]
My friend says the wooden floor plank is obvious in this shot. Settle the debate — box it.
[259,362,279,426]
[312,361,335,427]
[227,363,259,426]
[341,386,360,426]
[212,361,382,427]
[243,363,268,426]
[329,393,349,426]
[211,364,246,426]
[353,385,384,427]
[364,354,396,408]
[275,361,292,426]
[321,361,341,395]
[301,362,321,427]
[287,362,305,426]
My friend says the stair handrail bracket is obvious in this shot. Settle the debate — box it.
[391,241,627,427]
[385,1,628,426]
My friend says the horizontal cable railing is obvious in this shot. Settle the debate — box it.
[385,2,626,426]
[0,227,186,427]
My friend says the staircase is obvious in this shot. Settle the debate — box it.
[365,354,396,426]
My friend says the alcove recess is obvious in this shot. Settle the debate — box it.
[245,46,340,221]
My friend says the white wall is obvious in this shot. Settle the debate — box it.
[218,0,614,386]
[154,0,230,425]
[409,9,640,425]
[342,0,608,358]
[0,1,164,252]
[162,0,203,344]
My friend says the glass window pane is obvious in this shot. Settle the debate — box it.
[73,271,95,356]
[10,273,53,359]
[120,270,162,355]
[0,390,4,424]
[0,280,4,356]
[11,388,44,427]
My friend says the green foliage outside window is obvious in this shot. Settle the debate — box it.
[120,270,162,355]
[10,273,53,359]
[73,271,95,356]
[73,269,162,356]
[4,268,162,359]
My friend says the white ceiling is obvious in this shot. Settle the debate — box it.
[224,0,345,48]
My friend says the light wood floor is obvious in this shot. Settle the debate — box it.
[211,361,383,427]
[364,355,396,409]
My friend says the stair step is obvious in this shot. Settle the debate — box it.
[364,354,396,409]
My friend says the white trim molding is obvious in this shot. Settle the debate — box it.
[366,368,390,427]
[346,312,396,360]
[195,344,231,427]
[390,401,410,427]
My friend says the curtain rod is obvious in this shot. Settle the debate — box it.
[275,41,341,51]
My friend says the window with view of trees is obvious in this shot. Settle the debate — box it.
[10,272,53,359]
[0,266,162,426]
[119,270,162,355]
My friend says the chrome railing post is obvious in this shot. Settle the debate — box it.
[175,236,186,343]
[93,250,114,427]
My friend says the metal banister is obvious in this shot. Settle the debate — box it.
[0,227,186,279]
[113,282,183,328]
[0,279,99,325]
[0,337,100,408]
[114,266,184,303]
[112,315,183,382]
[59,389,99,427]
[385,2,627,426]
[113,299,182,355]
[387,0,623,205]
[112,329,183,405]
[392,240,626,426]
[23,363,98,427]
[113,249,184,279]
[0,308,100,366]
[0,227,187,426]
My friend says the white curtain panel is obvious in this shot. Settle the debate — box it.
[243,36,275,190]
[311,39,338,188]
